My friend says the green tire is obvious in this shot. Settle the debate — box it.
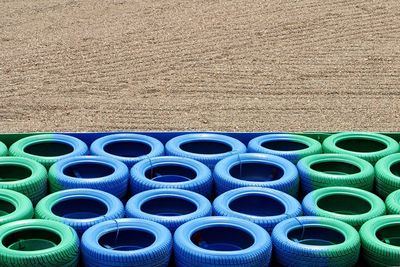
[322,132,399,164]
[360,215,400,267]
[9,134,88,168]
[0,157,47,205]
[302,186,386,230]
[376,153,400,198]
[0,141,7,156]
[0,189,33,225]
[0,219,79,267]
[297,154,374,195]
[385,189,400,214]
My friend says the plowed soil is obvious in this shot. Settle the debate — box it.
[1,0,400,132]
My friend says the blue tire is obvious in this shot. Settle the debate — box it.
[48,156,129,198]
[126,188,212,232]
[174,216,272,267]
[165,133,246,168]
[35,189,124,236]
[90,134,164,168]
[247,134,322,163]
[272,216,360,267]
[130,156,212,198]
[214,153,299,197]
[213,187,302,233]
[9,134,88,168]
[81,218,172,267]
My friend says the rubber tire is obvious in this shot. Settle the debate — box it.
[214,153,299,197]
[90,133,165,168]
[165,133,247,168]
[247,134,322,163]
[272,216,360,267]
[213,187,302,233]
[322,132,399,164]
[130,156,212,198]
[0,219,79,267]
[9,134,88,168]
[0,141,7,156]
[385,189,400,214]
[35,189,124,236]
[302,187,386,230]
[375,153,400,198]
[359,215,400,267]
[174,216,272,267]
[81,218,172,267]
[48,156,129,198]
[126,188,212,232]
[297,153,374,195]
[0,189,33,226]
[0,157,47,205]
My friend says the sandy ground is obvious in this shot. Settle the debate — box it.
[1,0,400,133]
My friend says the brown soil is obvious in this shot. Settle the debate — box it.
[1,0,399,133]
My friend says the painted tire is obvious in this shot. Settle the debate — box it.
[81,218,172,267]
[126,188,212,232]
[359,215,400,266]
[35,189,124,236]
[214,153,299,197]
[297,154,374,195]
[130,156,212,198]
[0,141,7,156]
[48,156,129,198]
[0,189,33,226]
[248,134,322,163]
[272,216,360,267]
[375,153,400,198]
[213,187,302,233]
[385,189,400,214]
[302,187,386,229]
[90,133,164,168]
[165,133,246,168]
[0,157,47,205]
[322,132,399,164]
[0,219,79,267]
[174,216,272,267]
[9,134,88,168]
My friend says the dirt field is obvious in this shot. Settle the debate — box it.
[1,0,399,133]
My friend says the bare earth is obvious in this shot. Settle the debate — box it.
[1,0,400,133]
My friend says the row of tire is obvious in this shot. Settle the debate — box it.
[1,185,400,266]
[1,132,400,266]
[1,136,400,206]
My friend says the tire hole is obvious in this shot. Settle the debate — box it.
[229,162,284,182]
[145,165,196,183]
[317,194,371,215]
[3,229,61,251]
[229,194,286,216]
[288,226,345,246]
[140,196,197,216]
[99,229,155,251]
[261,140,309,151]
[310,161,360,175]
[63,162,115,178]
[24,142,74,157]
[52,197,108,219]
[180,141,232,155]
[336,138,387,153]
[104,141,152,158]
[191,226,254,251]
[0,165,32,182]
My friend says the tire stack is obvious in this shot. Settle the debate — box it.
[0,131,399,267]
